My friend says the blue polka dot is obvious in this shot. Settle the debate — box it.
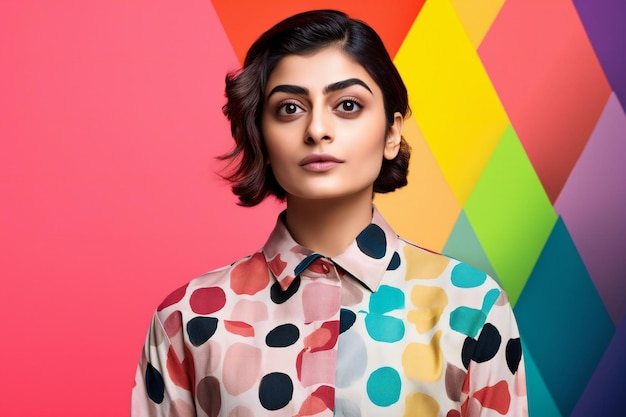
[506,338,522,374]
[340,308,356,334]
[145,363,165,404]
[259,372,293,410]
[270,276,300,304]
[187,316,218,346]
[451,263,487,288]
[386,252,401,270]
[356,224,386,259]
[294,253,323,275]
[266,324,300,347]
[366,367,401,406]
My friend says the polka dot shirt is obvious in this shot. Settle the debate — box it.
[131,207,528,416]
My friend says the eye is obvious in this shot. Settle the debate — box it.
[277,102,304,116]
[336,99,362,114]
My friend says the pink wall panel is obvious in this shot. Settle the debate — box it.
[1,2,280,415]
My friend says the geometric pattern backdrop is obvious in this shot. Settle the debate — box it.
[0,1,623,416]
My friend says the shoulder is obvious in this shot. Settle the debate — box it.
[399,238,505,302]
[153,251,270,320]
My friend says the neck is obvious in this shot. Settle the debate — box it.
[284,190,374,258]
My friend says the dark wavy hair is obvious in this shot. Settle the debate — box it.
[221,9,411,206]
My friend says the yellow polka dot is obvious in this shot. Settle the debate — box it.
[402,330,443,382]
[403,392,440,417]
[407,285,448,333]
[404,245,450,280]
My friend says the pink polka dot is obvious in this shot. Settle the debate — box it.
[230,252,270,295]
[158,283,188,311]
[464,397,482,417]
[515,365,527,397]
[228,406,254,417]
[298,349,337,387]
[223,343,261,395]
[189,287,226,315]
[340,275,364,306]
[302,282,341,324]
[231,299,268,323]
[163,310,182,338]
[169,399,195,417]
[192,340,222,375]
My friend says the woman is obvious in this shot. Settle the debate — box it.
[132,10,527,417]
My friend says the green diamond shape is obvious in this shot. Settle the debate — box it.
[464,125,557,305]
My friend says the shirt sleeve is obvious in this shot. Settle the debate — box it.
[459,293,528,417]
[131,312,196,417]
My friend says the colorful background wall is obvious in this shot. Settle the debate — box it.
[1,0,623,415]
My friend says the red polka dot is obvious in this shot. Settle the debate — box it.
[308,259,329,274]
[312,385,334,411]
[297,394,327,416]
[224,320,255,337]
[268,253,287,276]
[473,380,510,414]
[303,321,339,352]
[166,344,194,391]
[230,252,270,295]
[158,283,188,311]
[189,287,226,315]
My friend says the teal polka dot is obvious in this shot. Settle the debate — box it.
[364,285,405,343]
[370,285,404,314]
[450,306,486,338]
[481,288,501,314]
[364,313,405,343]
[451,263,487,288]
[366,367,401,407]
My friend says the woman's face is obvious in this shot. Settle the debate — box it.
[261,47,403,203]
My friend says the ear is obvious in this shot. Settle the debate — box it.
[383,112,404,160]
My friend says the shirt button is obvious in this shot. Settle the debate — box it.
[321,263,330,273]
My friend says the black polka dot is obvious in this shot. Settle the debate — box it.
[474,323,501,363]
[506,338,522,374]
[145,362,165,404]
[340,308,356,334]
[270,276,300,304]
[266,324,300,347]
[461,323,502,369]
[258,372,293,410]
[386,252,401,270]
[461,337,475,370]
[355,224,386,259]
[187,316,218,346]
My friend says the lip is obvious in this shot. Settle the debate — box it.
[299,153,344,172]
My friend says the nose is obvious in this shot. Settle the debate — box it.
[305,106,334,144]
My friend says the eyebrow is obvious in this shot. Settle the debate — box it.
[266,78,373,99]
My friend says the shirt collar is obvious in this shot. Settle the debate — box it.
[262,206,399,292]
